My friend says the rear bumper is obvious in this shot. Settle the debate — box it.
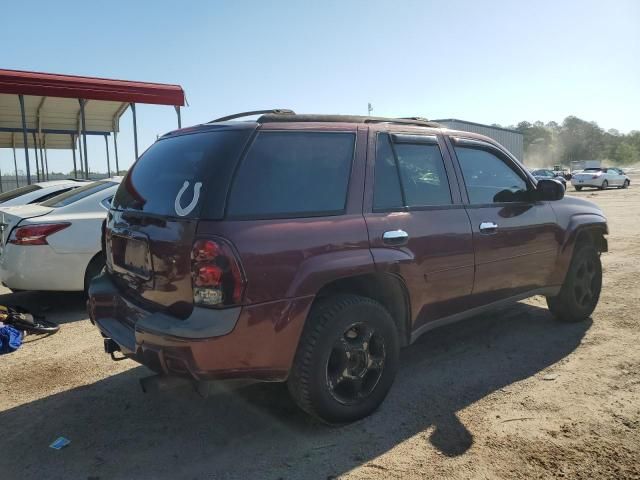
[88,273,314,381]
[571,179,604,188]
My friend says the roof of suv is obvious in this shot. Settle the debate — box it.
[159,110,510,156]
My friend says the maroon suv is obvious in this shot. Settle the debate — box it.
[88,110,608,423]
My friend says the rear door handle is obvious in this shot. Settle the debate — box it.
[479,222,498,234]
[383,230,409,245]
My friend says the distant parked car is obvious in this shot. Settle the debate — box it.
[531,169,567,187]
[571,167,630,191]
[0,179,87,206]
[0,178,121,293]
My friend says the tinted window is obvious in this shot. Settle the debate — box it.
[41,181,114,207]
[373,134,403,210]
[455,146,529,203]
[29,187,75,204]
[227,131,354,218]
[112,129,252,218]
[395,141,451,206]
[0,184,41,203]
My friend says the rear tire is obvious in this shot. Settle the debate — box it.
[287,294,399,424]
[599,180,608,190]
[574,186,583,191]
[546,243,602,322]
[84,253,105,296]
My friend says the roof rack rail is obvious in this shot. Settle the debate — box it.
[364,117,441,128]
[257,113,441,128]
[209,109,295,123]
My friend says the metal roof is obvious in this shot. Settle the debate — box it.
[0,69,185,184]
[0,69,184,106]
[0,93,127,149]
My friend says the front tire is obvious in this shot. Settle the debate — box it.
[546,243,602,322]
[600,180,608,190]
[574,186,583,191]
[287,295,399,424]
[622,180,630,189]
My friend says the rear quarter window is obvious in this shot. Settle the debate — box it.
[226,131,355,219]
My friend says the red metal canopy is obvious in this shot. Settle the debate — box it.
[0,69,185,106]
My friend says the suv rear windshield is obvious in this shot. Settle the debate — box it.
[41,181,114,207]
[0,184,41,203]
[112,129,252,219]
[226,131,355,219]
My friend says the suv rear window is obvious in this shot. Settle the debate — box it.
[112,129,252,219]
[227,131,355,219]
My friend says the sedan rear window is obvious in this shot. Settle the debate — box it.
[41,181,113,207]
[0,184,41,203]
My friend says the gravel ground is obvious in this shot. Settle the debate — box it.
[1,182,639,479]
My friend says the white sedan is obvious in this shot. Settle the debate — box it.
[0,178,120,292]
[0,179,87,206]
[571,167,631,191]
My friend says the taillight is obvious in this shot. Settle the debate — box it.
[8,223,71,246]
[191,238,246,307]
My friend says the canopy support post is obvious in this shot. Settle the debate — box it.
[71,134,77,179]
[175,105,181,128]
[113,132,120,174]
[18,94,32,184]
[44,145,50,181]
[130,102,139,159]
[104,134,111,177]
[12,134,19,188]
[32,132,41,182]
[38,137,46,180]
[79,98,89,179]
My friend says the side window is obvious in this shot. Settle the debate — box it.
[373,134,403,210]
[227,131,355,218]
[454,145,529,204]
[373,133,452,210]
[395,141,452,206]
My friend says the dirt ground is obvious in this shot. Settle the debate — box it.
[1,181,639,480]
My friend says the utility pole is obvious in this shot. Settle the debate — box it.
[367,103,373,116]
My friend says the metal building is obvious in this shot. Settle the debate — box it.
[434,118,524,162]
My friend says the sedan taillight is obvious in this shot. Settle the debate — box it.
[8,223,71,246]
[191,238,246,307]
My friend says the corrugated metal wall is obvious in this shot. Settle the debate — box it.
[435,119,524,162]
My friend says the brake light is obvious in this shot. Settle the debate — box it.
[191,238,246,307]
[8,223,71,246]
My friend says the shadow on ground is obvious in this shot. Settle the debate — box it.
[0,302,590,479]
[0,290,86,325]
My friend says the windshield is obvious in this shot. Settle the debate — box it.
[41,181,114,208]
[0,184,41,203]
[584,168,602,172]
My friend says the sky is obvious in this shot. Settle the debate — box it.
[1,0,638,175]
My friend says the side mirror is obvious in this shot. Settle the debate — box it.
[536,178,565,201]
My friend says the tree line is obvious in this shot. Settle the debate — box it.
[504,116,640,167]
